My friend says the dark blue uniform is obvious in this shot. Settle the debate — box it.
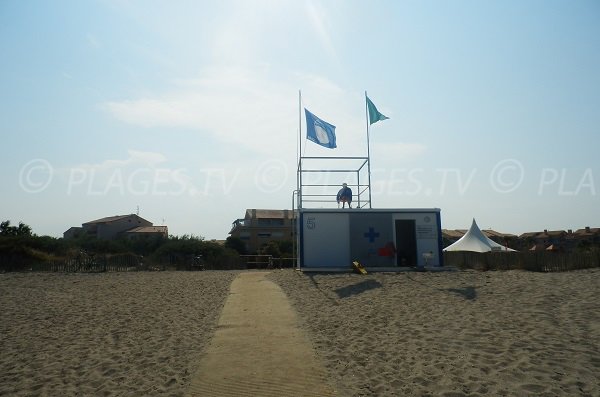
[337,186,353,208]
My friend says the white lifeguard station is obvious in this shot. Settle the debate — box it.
[294,92,443,271]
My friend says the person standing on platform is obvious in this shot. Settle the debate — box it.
[337,183,353,208]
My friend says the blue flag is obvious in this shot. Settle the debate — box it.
[305,109,336,149]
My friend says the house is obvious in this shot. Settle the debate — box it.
[482,229,518,249]
[482,229,517,241]
[519,229,575,251]
[229,209,296,254]
[441,229,466,247]
[63,226,84,239]
[64,214,168,240]
[574,227,600,242]
[518,231,540,250]
[124,226,169,240]
[572,227,600,250]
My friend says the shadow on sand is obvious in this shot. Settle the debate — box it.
[334,279,383,299]
[445,286,477,300]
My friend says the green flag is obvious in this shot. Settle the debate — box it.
[366,96,389,125]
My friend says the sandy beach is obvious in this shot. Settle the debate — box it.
[269,269,600,396]
[0,271,237,397]
[1,268,599,396]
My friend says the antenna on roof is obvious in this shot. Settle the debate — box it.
[136,205,140,216]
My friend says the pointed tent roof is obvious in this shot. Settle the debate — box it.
[443,219,515,252]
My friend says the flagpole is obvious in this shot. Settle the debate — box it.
[298,90,303,210]
[365,91,372,208]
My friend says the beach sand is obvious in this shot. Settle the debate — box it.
[1,269,599,396]
[0,271,237,397]
[268,268,600,396]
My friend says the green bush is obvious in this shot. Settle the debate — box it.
[0,220,243,271]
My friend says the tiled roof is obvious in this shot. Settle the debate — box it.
[520,232,541,239]
[482,229,518,239]
[126,226,168,234]
[574,227,600,235]
[83,214,135,225]
[541,230,567,237]
[442,229,466,239]
[245,209,296,219]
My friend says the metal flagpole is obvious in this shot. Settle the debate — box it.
[365,91,372,208]
[296,90,303,269]
[298,90,303,210]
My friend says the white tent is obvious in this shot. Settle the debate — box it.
[444,219,515,252]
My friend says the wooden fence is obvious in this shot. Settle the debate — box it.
[237,256,297,269]
[238,255,273,269]
[30,253,145,272]
[163,253,246,271]
[271,257,297,269]
[0,252,298,273]
[444,250,600,272]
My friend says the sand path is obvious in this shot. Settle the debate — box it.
[186,271,337,397]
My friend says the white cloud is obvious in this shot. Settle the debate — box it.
[105,98,196,128]
[102,67,428,187]
[99,0,351,157]
[54,150,199,199]
[98,0,425,194]
[70,150,167,171]
[305,0,338,60]
[103,67,368,157]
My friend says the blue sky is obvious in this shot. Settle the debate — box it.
[1,0,599,239]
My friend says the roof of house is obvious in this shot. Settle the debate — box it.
[574,227,600,235]
[520,231,541,239]
[125,226,168,234]
[83,214,138,225]
[442,229,466,239]
[541,230,567,237]
[244,209,295,219]
[482,229,517,239]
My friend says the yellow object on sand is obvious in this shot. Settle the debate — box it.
[352,261,368,275]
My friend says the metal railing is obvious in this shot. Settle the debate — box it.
[297,156,372,209]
